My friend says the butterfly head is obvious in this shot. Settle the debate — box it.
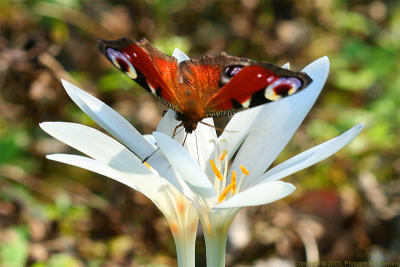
[175,111,202,133]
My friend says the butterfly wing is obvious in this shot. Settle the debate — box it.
[99,38,313,122]
[98,38,183,113]
[186,53,313,117]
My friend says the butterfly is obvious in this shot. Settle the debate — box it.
[98,37,312,134]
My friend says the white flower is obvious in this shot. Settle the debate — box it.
[151,55,364,266]
[40,47,200,267]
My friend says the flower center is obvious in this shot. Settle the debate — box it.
[209,142,249,203]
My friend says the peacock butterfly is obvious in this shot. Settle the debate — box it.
[98,37,312,133]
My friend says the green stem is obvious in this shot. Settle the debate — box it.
[203,224,229,267]
[173,231,197,267]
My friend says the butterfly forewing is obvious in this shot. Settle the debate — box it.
[203,62,312,117]
[98,38,182,112]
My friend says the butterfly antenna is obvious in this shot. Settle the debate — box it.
[199,121,237,133]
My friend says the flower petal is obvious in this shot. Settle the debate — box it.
[157,109,217,172]
[156,109,185,143]
[61,79,155,161]
[213,181,295,209]
[40,122,187,195]
[153,132,216,197]
[40,122,141,167]
[172,48,190,63]
[185,118,217,173]
[143,134,157,148]
[47,154,141,191]
[226,56,330,189]
[255,123,364,185]
[47,154,189,219]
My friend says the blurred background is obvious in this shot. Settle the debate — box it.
[0,0,399,266]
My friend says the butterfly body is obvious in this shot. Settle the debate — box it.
[99,38,312,133]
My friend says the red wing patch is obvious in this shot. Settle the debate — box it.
[204,64,312,117]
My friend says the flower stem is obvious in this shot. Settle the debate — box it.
[203,224,229,267]
[173,231,197,267]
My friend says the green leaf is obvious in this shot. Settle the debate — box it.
[0,226,29,267]
[46,253,83,267]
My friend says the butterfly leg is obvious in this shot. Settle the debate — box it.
[182,132,188,146]
[172,122,183,138]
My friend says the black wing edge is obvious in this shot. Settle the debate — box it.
[98,37,138,60]
[256,61,313,90]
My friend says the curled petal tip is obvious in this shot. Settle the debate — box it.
[60,79,72,88]
[355,123,365,133]
[172,48,190,63]
[282,62,290,69]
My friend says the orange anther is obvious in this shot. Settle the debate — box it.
[219,150,228,161]
[218,184,234,202]
[231,171,237,193]
[210,159,224,181]
[240,165,250,175]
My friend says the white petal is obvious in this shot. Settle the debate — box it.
[156,109,185,143]
[40,122,188,197]
[185,118,217,173]
[47,154,187,218]
[172,48,190,63]
[40,122,141,167]
[143,134,157,149]
[226,57,330,189]
[153,132,216,197]
[255,123,364,185]
[213,181,295,209]
[157,109,217,172]
[61,79,155,161]
[47,154,141,191]
[282,62,290,69]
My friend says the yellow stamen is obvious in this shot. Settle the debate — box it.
[219,149,227,161]
[218,183,234,202]
[144,161,152,170]
[240,165,250,175]
[236,165,250,193]
[231,171,237,194]
[210,159,224,181]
